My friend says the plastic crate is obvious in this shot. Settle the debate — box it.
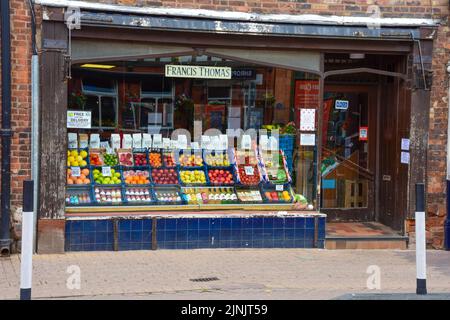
[123,186,155,205]
[150,167,180,187]
[179,167,209,186]
[122,166,151,187]
[177,149,204,168]
[92,186,124,205]
[65,185,93,206]
[205,165,237,186]
[148,148,164,168]
[153,186,184,205]
[260,184,294,204]
[91,166,123,186]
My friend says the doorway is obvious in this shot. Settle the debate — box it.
[320,84,377,222]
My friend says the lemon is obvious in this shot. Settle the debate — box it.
[80,150,88,159]
[67,160,70,166]
[80,160,88,167]
[71,161,79,166]
[67,156,75,163]
[70,150,78,157]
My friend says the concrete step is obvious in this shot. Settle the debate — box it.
[325,235,409,249]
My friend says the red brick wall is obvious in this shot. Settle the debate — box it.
[96,0,448,19]
[427,21,449,249]
[0,0,33,213]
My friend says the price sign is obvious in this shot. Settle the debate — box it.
[275,184,284,191]
[71,166,81,177]
[102,166,112,177]
[244,166,254,176]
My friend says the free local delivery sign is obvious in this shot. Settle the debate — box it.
[67,110,91,129]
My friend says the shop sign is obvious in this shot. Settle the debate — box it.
[165,65,232,79]
[359,127,368,141]
[275,185,284,191]
[67,110,91,129]
[232,68,256,80]
[335,100,349,110]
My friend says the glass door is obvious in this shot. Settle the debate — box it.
[320,85,377,220]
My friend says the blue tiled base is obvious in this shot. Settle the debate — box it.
[65,216,326,251]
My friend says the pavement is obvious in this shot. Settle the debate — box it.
[1,249,450,300]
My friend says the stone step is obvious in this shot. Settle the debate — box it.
[325,236,408,249]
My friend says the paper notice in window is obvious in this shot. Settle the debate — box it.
[401,138,410,151]
[300,133,315,146]
[401,151,410,164]
[300,109,316,131]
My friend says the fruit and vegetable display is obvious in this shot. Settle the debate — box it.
[92,168,122,185]
[204,152,230,167]
[67,149,89,167]
[208,168,234,185]
[65,190,91,205]
[103,153,119,166]
[67,168,91,185]
[183,187,237,205]
[154,188,182,204]
[180,169,207,185]
[236,189,263,203]
[237,164,261,186]
[151,168,179,185]
[123,169,150,185]
[94,187,123,204]
[149,151,163,168]
[178,152,203,167]
[64,144,308,208]
[163,152,176,167]
[124,187,153,203]
[133,152,148,166]
[118,150,133,166]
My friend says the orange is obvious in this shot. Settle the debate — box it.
[82,168,90,176]
[67,179,74,185]
[79,174,86,180]
[84,178,90,184]
[75,179,83,184]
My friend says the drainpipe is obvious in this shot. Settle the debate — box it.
[28,0,39,253]
[0,0,12,256]
[445,62,450,250]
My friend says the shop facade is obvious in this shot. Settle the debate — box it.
[1,0,449,254]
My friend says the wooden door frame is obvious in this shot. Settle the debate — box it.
[320,84,378,222]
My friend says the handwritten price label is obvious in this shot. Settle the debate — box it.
[71,167,81,177]
[244,166,254,176]
[102,166,112,177]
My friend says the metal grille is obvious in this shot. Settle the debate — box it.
[190,277,219,282]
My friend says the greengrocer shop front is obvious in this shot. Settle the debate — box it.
[36,4,434,253]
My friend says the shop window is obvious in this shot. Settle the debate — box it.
[66,54,321,213]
